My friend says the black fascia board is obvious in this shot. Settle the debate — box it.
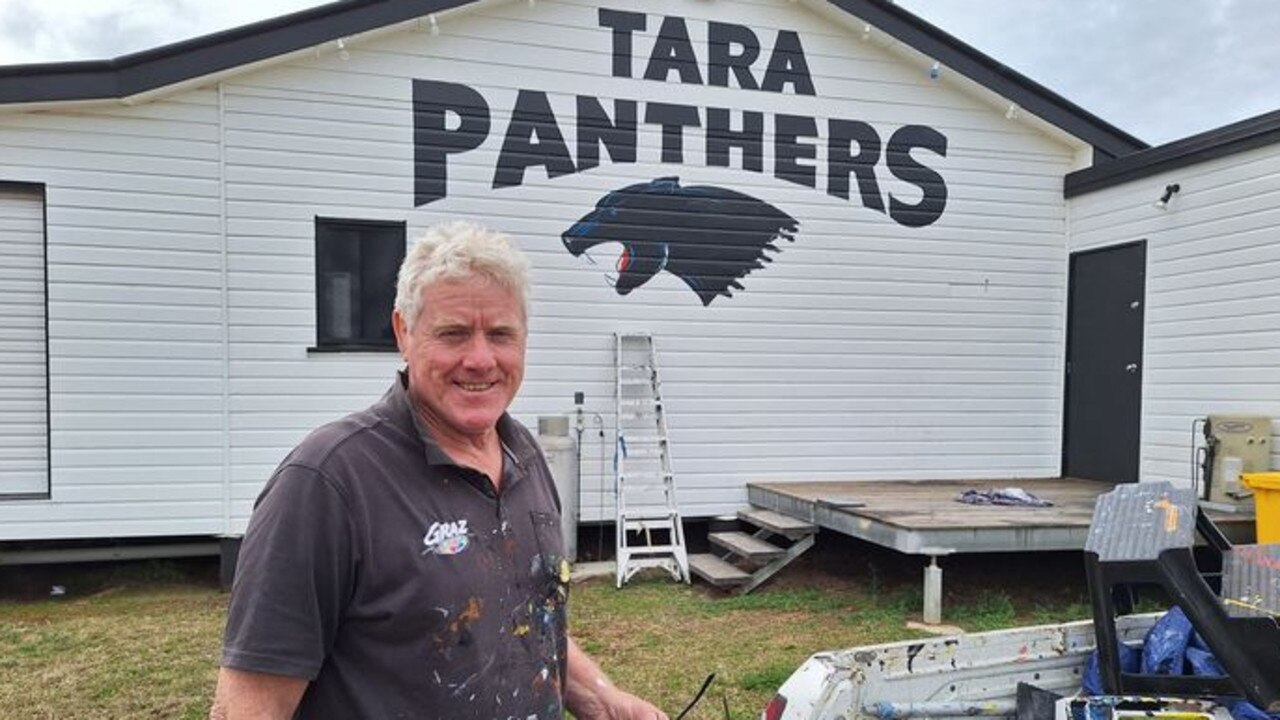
[1065,108,1280,197]
[0,0,472,104]
[827,0,1148,159]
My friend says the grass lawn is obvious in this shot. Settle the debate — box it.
[0,536,1101,719]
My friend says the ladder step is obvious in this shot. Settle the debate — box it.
[738,508,818,540]
[620,435,666,445]
[621,507,677,518]
[620,448,665,458]
[621,544,684,554]
[622,513,678,526]
[689,553,751,587]
[619,397,661,406]
[621,507,677,517]
[622,521,677,532]
[620,473,674,482]
[618,491,674,503]
[709,531,786,561]
[622,557,681,569]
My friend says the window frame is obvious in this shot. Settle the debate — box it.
[311,216,406,352]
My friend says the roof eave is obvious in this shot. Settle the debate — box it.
[1065,108,1280,197]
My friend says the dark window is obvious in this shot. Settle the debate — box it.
[315,218,405,349]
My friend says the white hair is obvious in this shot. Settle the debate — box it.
[394,220,530,329]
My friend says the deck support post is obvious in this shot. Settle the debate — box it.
[923,554,943,624]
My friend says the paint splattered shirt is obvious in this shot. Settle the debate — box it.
[221,374,569,719]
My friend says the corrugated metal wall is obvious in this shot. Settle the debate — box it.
[1068,144,1280,486]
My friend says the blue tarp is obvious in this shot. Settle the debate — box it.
[1084,607,1279,720]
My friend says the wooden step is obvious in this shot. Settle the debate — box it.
[688,553,751,587]
[738,508,818,540]
[709,531,786,562]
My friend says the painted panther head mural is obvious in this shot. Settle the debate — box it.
[561,177,798,305]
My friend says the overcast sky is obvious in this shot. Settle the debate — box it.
[0,0,1276,146]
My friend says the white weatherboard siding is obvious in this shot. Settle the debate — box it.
[0,0,1088,540]
[222,0,1079,526]
[0,188,46,497]
[1067,144,1280,487]
[0,97,225,539]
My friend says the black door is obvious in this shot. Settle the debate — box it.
[1063,241,1146,483]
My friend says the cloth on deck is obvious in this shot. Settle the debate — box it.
[955,487,1054,507]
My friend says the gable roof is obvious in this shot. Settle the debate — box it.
[0,0,1147,159]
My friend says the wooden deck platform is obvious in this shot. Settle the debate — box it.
[747,477,1257,557]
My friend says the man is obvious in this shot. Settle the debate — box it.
[212,221,666,719]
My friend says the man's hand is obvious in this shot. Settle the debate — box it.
[569,683,669,720]
[594,687,670,720]
[564,637,669,720]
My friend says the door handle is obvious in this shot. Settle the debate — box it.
[1125,363,1138,373]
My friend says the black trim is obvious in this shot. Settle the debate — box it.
[826,0,1147,159]
[315,216,408,228]
[1065,108,1280,197]
[41,183,49,501]
[0,181,51,501]
[0,0,1145,162]
[0,493,48,501]
[307,345,398,353]
[0,181,44,192]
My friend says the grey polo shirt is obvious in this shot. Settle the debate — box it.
[221,374,568,720]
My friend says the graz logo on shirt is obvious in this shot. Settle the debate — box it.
[422,519,470,556]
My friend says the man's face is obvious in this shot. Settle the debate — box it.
[393,276,526,441]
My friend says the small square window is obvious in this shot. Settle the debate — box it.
[315,218,405,349]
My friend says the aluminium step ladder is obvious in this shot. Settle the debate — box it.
[614,333,689,587]
[689,507,818,594]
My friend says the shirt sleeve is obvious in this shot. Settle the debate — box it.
[220,463,356,680]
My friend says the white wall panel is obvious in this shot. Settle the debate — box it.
[0,94,224,538]
[0,0,1096,539]
[0,188,47,496]
[216,0,1079,526]
[1068,143,1280,488]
